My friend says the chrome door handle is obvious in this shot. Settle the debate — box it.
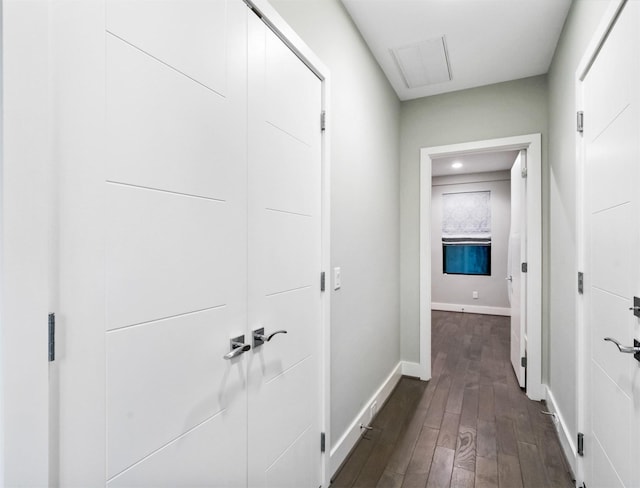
[253,327,288,348]
[223,335,251,360]
[603,337,640,354]
[506,276,513,282]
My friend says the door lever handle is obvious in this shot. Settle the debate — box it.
[253,327,288,347]
[223,335,251,360]
[603,337,640,355]
[506,276,513,282]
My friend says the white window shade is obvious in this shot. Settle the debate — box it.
[442,191,491,245]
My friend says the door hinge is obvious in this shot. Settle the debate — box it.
[320,271,326,292]
[320,432,326,453]
[577,432,584,456]
[577,111,584,133]
[521,262,528,273]
[321,111,326,131]
[578,272,584,295]
[48,313,56,362]
[521,356,527,368]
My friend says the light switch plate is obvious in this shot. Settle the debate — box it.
[334,267,341,290]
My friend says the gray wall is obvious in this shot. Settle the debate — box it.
[268,0,401,449]
[431,172,511,309]
[400,76,548,363]
[547,0,611,453]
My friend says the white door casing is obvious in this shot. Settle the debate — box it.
[577,1,640,487]
[420,134,543,400]
[508,151,527,388]
[54,0,330,486]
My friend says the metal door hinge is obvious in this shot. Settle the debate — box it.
[577,432,584,456]
[320,432,326,452]
[578,272,584,295]
[320,271,326,292]
[321,111,326,131]
[521,357,527,368]
[48,313,56,362]
[521,262,528,273]
[577,111,584,133]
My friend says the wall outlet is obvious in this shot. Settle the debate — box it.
[370,401,377,421]
[472,291,479,299]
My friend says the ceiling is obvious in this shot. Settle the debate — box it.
[431,150,519,176]
[341,0,572,101]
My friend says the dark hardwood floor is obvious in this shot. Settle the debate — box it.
[330,311,574,488]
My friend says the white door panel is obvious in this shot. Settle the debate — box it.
[106,34,245,201]
[590,204,632,299]
[254,211,319,295]
[581,2,640,487]
[106,0,230,93]
[265,427,317,488]
[584,5,637,142]
[106,307,244,478]
[106,184,242,330]
[256,288,316,382]
[588,106,637,213]
[248,14,322,488]
[591,438,625,488]
[265,30,321,146]
[254,357,317,471]
[107,409,246,488]
[259,123,320,216]
[509,152,526,387]
[591,364,633,486]
[591,289,634,396]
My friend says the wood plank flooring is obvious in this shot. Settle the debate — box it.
[330,311,574,488]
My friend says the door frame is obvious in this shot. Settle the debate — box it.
[575,1,627,485]
[248,1,332,485]
[419,134,543,401]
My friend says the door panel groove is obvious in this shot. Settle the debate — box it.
[106,30,227,99]
[106,180,227,204]
[105,304,227,334]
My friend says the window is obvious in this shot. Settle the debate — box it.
[442,244,491,275]
[442,191,491,276]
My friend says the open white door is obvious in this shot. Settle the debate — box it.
[578,2,640,487]
[508,151,527,387]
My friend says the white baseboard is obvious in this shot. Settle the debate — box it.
[329,362,403,478]
[545,385,576,477]
[401,361,423,378]
[431,302,511,316]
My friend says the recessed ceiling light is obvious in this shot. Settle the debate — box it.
[452,162,463,169]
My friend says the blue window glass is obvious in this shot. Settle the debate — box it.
[443,244,491,276]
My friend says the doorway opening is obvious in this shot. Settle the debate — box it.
[419,134,543,401]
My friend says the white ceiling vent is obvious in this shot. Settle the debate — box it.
[391,37,452,89]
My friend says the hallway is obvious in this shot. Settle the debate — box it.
[330,311,573,488]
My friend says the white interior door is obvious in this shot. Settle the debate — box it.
[59,1,250,485]
[508,151,527,387]
[58,1,325,486]
[581,2,640,487]
[247,13,323,488]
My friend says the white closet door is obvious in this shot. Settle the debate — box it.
[581,2,640,487]
[58,1,249,485]
[104,1,248,485]
[247,13,323,488]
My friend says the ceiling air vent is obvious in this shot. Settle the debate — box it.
[391,37,452,89]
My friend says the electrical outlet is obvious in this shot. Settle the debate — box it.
[370,401,377,421]
[472,291,479,299]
